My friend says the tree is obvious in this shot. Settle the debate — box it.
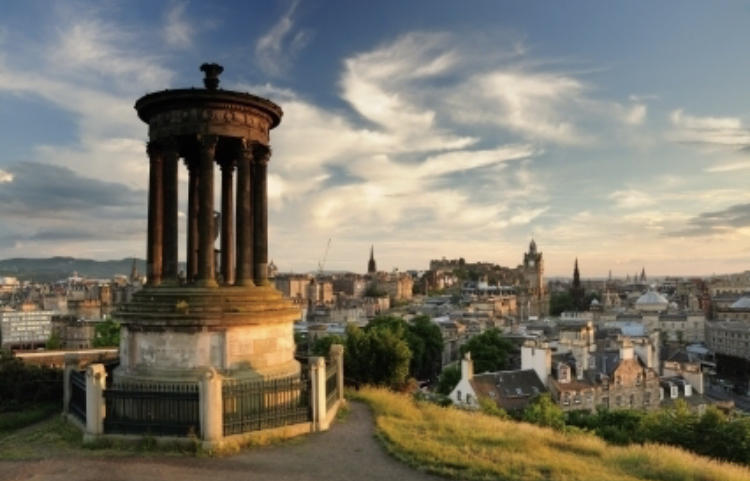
[342,323,411,388]
[92,319,120,347]
[367,315,443,382]
[460,328,512,374]
[436,364,460,395]
[522,394,565,430]
[549,291,574,316]
[311,334,344,357]
[405,315,443,381]
[45,331,62,350]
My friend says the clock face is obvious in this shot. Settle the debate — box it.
[529,260,535,267]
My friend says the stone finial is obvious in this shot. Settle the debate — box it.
[200,63,224,90]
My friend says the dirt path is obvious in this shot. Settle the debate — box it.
[0,402,443,481]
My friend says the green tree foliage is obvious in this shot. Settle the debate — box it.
[436,364,460,395]
[367,315,444,381]
[521,393,565,430]
[566,408,646,445]
[0,350,62,412]
[92,319,120,347]
[566,401,750,465]
[405,315,443,381]
[45,331,62,350]
[550,291,574,316]
[341,323,411,388]
[459,328,512,374]
[311,334,344,357]
[478,396,508,419]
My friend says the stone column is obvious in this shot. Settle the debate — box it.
[146,141,164,286]
[196,135,218,287]
[235,141,254,286]
[85,364,107,437]
[162,139,180,284]
[219,158,235,285]
[330,344,345,403]
[62,354,80,414]
[199,368,223,446]
[309,356,326,431]
[252,143,270,286]
[185,155,200,283]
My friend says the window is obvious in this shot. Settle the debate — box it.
[629,394,635,407]
[615,396,622,406]
[644,392,651,406]
[457,390,462,401]
[636,373,642,386]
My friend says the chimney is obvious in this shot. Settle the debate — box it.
[461,351,474,381]
[619,338,634,361]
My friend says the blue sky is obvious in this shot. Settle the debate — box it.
[1,1,750,277]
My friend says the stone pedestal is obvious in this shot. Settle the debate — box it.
[114,285,301,386]
[85,364,107,436]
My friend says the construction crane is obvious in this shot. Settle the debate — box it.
[317,238,332,276]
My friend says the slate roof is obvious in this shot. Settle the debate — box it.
[470,369,546,411]
[730,296,750,309]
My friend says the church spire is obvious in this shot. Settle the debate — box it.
[367,245,377,274]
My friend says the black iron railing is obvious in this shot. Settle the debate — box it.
[326,361,338,411]
[69,370,86,424]
[222,372,311,436]
[103,383,200,437]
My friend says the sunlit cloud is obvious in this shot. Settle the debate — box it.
[255,0,313,77]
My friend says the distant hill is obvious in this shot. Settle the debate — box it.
[0,257,147,282]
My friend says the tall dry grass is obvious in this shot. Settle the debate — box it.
[354,387,750,481]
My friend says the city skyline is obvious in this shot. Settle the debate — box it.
[1,1,750,276]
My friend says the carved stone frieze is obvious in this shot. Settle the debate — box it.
[148,107,272,142]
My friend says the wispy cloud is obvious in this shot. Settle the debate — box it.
[255,0,312,77]
[164,2,193,49]
[668,109,750,149]
[668,203,750,237]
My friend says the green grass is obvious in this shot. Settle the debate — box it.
[0,403,59,432]
[0,415,197,460]
[353,387,750,481]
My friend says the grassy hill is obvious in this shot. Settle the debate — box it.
[0,257,146,282]
[354,387,750,481]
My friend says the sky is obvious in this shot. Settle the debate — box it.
[1,1,750,277]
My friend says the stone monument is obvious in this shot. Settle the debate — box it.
[114,63,300,386]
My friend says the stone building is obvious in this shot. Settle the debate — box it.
[450,353,546,411]
[521,323,661,412]
[707,320,750,362]
[0,308,53,349]
[517,239,549,320]
[51,315,98,349]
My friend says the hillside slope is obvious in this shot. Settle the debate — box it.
[355,387,750,481]
[0,257,146,282]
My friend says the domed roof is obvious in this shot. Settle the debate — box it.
[730,296,750,309]
[590,298,600,306]
[635,290,668,306]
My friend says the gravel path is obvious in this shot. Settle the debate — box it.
[0,402,443,481]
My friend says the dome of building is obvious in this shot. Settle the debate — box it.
[635,290,669,312]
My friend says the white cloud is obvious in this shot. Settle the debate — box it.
[255,0,312,77]
[668,109,750,148]
[164,3,192,48]
[705,161,750,173]
[0,169,13,183]
[624,103,647,125]
[609,189,654,209]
